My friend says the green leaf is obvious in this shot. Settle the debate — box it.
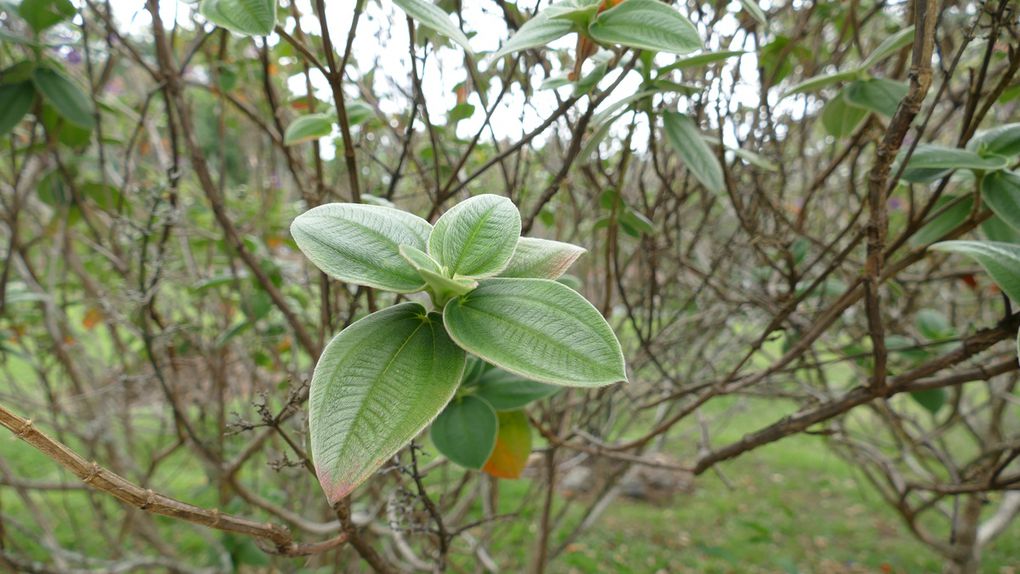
[967,123,1020,158]
[916,309,954,341]
[448,102,475,123]
[0,82,35,136]
[472,368,560,410]
[902,144,1009,172]
[982,214,1020,244]
[911,195,973,247]
[499,237,586,280]
[284,113,333,146]
[483,410,533,479]
[431,395,497,469]
[32,67,94,129]
[662,112,725,194]
[310,303,465,503]
[619,208,654,235]
[656,51,744,75]
[781,69,858,98]
[429,194,521,278]
[931,241,1020,302]
[861,26,915,69]
[982,171,1020,233]
[821,90,867,138]
[399,244,442,274]
[18,0,75,32]
[490,6,573,60]
[346,101,375,126]
[443,278,626,387]
[843,78,907,117]
[587,0,701,55]
[291,203,432,293]
[392,0,472,53]
[199,0,276,36]
[731,147,779,172]
[910,388,946,415]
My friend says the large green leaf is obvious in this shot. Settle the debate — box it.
[32,67,94,129]
[443,278,626,387]
[309,303,466,503]
[18,0,75,32]
[284,113,333,145]
[982,171,1020,233]
[291,203,432,293]
[199,0,276,36]
[472,368,560,410]
[483,410,533,479]
[910,195,973,247]
[430,395,497,469]
[393,0,472,52]
[902,144,1008,172]
[587,0,701,55]
[843,78,907,117]
[429,194,521,278]
[490,6,574,60]
[931,241,1020,302]
[662,112,725,194]
[499,237,586,279]
[967,123,1020,158]
[0,82,35,136]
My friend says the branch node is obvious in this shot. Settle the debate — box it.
[14,419,33,439]
[83,462,102,484]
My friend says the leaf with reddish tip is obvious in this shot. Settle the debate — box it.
[499,237,586,279]
[309,303,465,503]
[483,411,533,479]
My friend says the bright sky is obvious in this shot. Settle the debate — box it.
[102,0,771,160]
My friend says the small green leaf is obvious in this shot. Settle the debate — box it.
[931,241,1020,302]
[472,368,560,410]
[284,113,334,145]
[310,303,465,503]
[843,78,907,117]
[199,0,276,36]
[18,0,75,32]
[443,278,626,387]
[448,102,475,123]
[821,90,867,138]
[619,208,654,235]
[0,82,36,136]
[910,388,946,415]
[399,244,442,274]
[662,112,725,194]
[861,26,915,69]
[781,69,859,98]
[982,171,1020,233]
[431,395,498,469]
[291,203,432,293]
[490,5,574,60]
[393,0,473,52]
[419,267,478,299]
[915,309,954,341]
[499,237,586,280]
[967,123,1020,158]
[429,194,521,278]
[32,67,94,129]
[656,51,744,75]
[587,0,701,55]
[982,215,1020,244]
[483,410,533,479]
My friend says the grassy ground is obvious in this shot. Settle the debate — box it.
[2,347,1019,572]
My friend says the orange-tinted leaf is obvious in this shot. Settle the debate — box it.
[483,410,532,479]
[82,307,103,330]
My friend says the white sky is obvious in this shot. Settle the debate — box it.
[101,0,772,160]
